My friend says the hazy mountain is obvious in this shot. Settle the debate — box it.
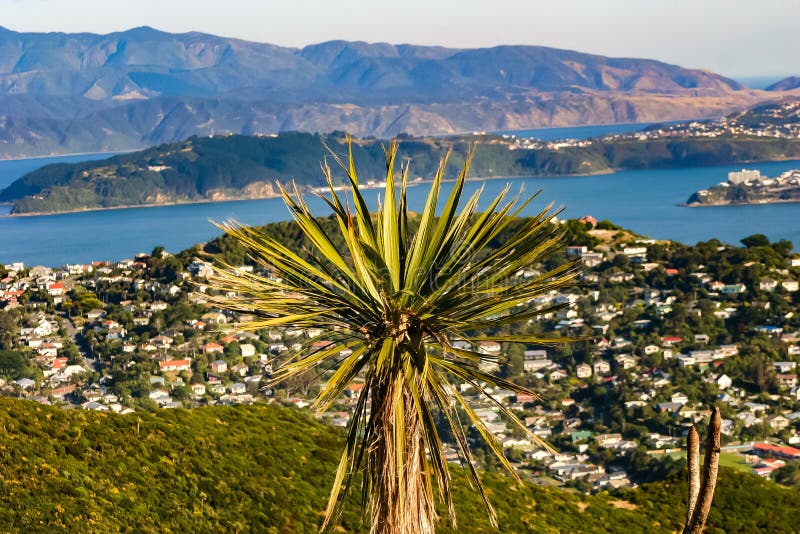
[0,26,786,158]
[766,76,800,91]
[0,27,743,98]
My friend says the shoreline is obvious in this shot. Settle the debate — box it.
[439,118,703,138]
[1,194,287,218]
[0,120,683,160]
[1,170,614,218]
[0,121,683,159]
[0,149,137,163]
[685,197,800,208]
[4,155,800,218]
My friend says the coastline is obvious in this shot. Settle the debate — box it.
[1,194,286,218]
[5,153,800,218]
[0,149,137,163]
[441,118,699,138]
[0,120,679,159]
[685,197,800,208]
[684,164,800,208]
[1,170,614,218]
[0,117,707,160]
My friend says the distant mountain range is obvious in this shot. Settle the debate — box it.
[0,26,797,158]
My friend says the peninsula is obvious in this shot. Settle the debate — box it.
[686,168,800,206]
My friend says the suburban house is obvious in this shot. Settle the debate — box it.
[576,363,592,378]
[159,359,191,373]
[523,350,552,372]
[592,361,611,375]
[210,360,228,373]
[203,343,224,354]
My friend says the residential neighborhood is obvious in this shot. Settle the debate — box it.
[505,100,800,152]
[2,219,800,493]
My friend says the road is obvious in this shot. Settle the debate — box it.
[60,313,99,373]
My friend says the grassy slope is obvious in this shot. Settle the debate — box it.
[717,452,754,474]
[668,451,753,475]
[0,398,799,532]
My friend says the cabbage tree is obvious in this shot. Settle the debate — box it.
[207,139,580,533]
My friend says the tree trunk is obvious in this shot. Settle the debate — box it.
[685,426,700,527]
[367,371,436,534]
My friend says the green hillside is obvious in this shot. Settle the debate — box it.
[3,129,800,215]
[0,398,798,532]
[0,132,610,214]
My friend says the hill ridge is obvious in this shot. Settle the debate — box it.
[767,76,800,91]
[0,26,783,158]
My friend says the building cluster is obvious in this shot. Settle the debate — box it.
[692,168,800,204]
[2,221,800,492]
[728,169,763,184]
[725,168,800,188]
[503,100,800,152]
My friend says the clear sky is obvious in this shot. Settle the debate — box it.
[1,0,797,78]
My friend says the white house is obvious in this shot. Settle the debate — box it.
[576,363,592,379]
[229,383,247,395]
[615,354,637,370]
[549,369,568,381]
[717,374,733,390]
[477,341,502,355]
[149,389,170,401]
[593,361,611,375]
[523,350,552,372]
[759,278,779,292]
[782,280,799,292]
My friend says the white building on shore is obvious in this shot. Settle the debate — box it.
[728,169,761,184]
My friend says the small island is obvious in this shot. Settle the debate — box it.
[686,168,800,206]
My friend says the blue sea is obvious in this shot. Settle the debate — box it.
[492,121,683,141]
[0,130,797,267]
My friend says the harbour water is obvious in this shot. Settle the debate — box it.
[0,137,797,267]
[492,121,682,141]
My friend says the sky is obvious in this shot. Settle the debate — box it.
[1,0,797,78]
